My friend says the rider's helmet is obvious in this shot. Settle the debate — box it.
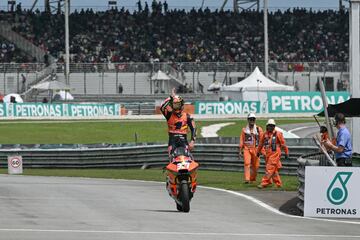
[171,95,184,113]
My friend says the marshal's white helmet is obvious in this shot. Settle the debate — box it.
[247,113,256,119]
[266,119,276,126]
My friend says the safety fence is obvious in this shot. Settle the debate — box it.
[54,62,349,74]
[0,62,347,74]
[0,139,318,175]
[0,61,349,95]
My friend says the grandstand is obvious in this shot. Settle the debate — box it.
[0,1,351,104]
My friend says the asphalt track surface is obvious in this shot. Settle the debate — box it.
[0,175,359,240]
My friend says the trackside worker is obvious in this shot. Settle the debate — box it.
[160,88,196,158]
[323,113,352,166]
[320,125,329,142]
[257,119,289,189]
[320,125,336,152]
[239,113,264,183]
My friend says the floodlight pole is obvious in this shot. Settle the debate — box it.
[64,0,70,85]
[350,0,360,98]
[319,77,334,140]
[350,0,360,154]
[264,0,269,77]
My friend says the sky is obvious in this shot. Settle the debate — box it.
[2,0,349,11]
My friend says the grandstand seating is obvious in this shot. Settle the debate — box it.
[0,7,349,63]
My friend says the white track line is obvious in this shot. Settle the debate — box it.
[0,229,358,238]
[288,126,317,134]
[275,126,300,138]
[200,186,360,225]
[201,122,235,137]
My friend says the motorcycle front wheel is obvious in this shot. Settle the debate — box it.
[176,202,182,211]
[180,180,190,212]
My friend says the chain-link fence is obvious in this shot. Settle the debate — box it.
[0,62,349,95]
[51,62,349,74]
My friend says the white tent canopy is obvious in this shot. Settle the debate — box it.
[150,70,172,94]
[3,93,23,103]
[221,67,294,92]
[31,80,72,91]
[151,70,171,81]
[53,90,74,101]
[208,81,221,92]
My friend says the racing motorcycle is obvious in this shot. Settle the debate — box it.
[165,146,199,213]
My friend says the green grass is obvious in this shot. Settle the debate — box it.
[216,119,313,137]
[0,121,169,144]
[0,118,313,144]
[0,168,299,191]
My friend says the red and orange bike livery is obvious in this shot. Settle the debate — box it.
[165,146,199,213]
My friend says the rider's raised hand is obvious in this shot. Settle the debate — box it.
[189,140,195,151]
[171,88,176,97]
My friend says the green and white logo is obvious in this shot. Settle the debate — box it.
[267,91,350,113]
[326,172,353,205]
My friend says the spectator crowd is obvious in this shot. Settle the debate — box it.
[0,1,350,64]
[0,37,29,63]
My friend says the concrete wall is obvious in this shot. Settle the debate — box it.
[0,71,346,95]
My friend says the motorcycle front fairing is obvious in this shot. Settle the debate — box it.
[165,156,199,199]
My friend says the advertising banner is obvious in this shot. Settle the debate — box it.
[195,101,260,115]
[267,92,350,113]
[0,103,121,118]
[304,166,360,218]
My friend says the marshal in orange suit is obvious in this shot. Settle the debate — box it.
[256,119,289,189]
[239,113,264,183]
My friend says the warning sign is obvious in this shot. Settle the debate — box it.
[8,156,23,174]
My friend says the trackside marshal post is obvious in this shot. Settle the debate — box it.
[304,166,360,218]
[8,156,23,174]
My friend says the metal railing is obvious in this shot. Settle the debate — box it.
[0,139,318,175]
[0,63,46,94]
[0,61,350,95]
[0,62,348,74]
[50,62,349,74]
[0,63,45,73]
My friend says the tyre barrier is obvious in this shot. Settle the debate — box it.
[0,143,319,176]
[297,152,332,213]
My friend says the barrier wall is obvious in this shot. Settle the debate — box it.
[0,103,121,119]
[0,139,319,175]
[195,91,350,114]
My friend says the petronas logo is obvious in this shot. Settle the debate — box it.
[327,172,353,205]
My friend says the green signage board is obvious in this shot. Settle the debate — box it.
[0,103,120,118]
[195,101,260,114]
[267,92,350,113]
